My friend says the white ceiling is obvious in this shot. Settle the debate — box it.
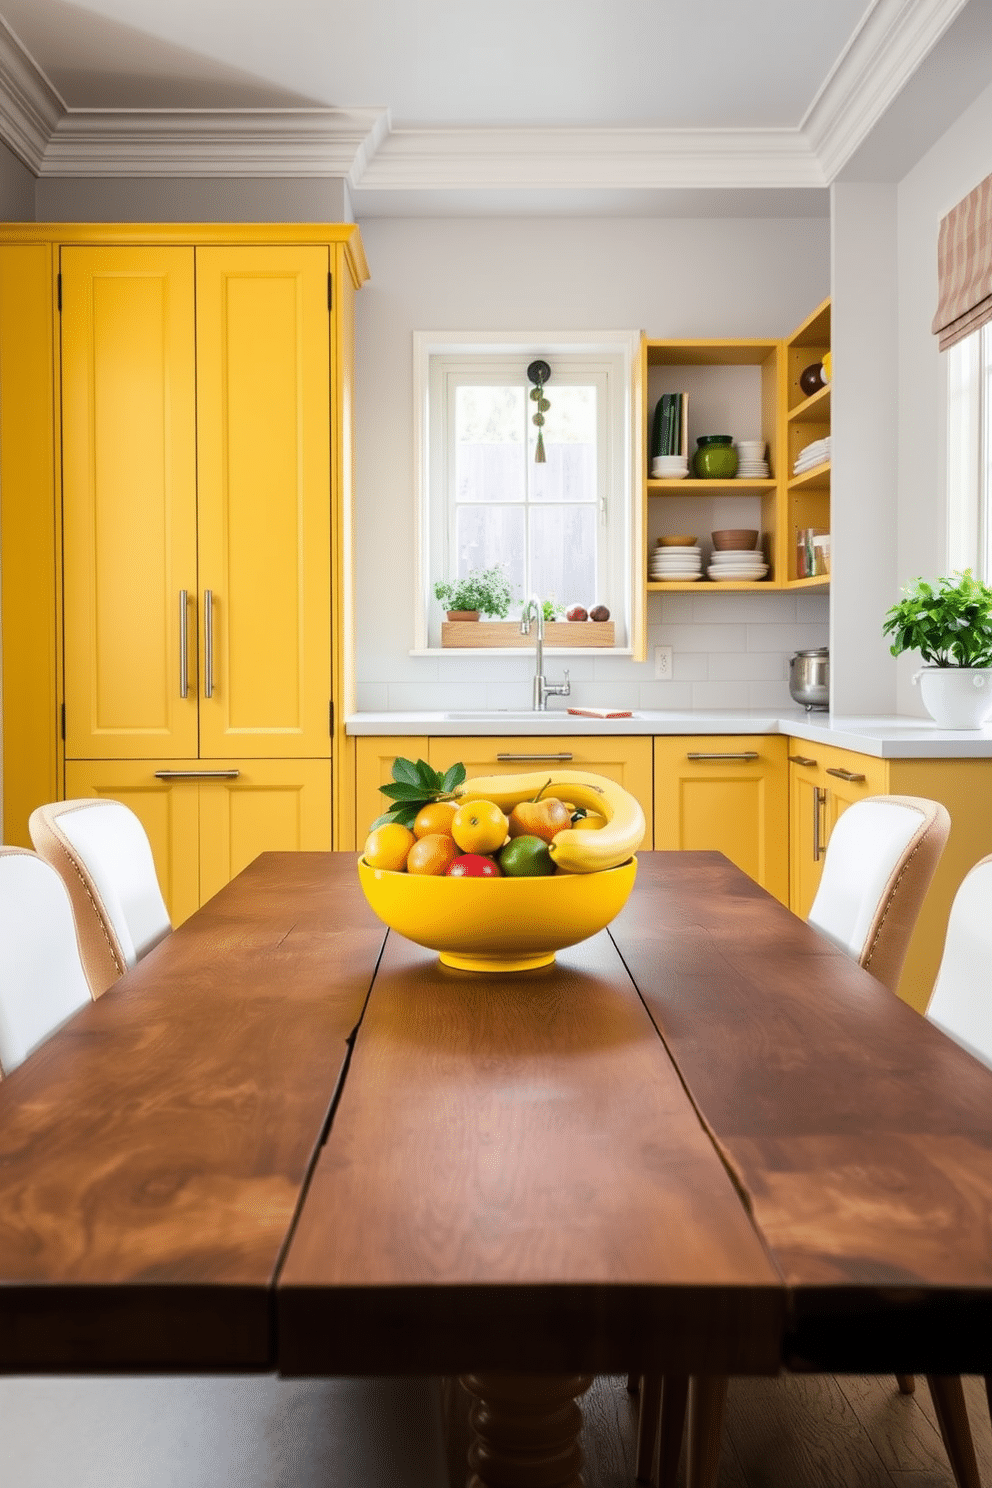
[0,0,988,214]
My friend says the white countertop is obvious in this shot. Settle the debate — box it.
[346,709,992,758]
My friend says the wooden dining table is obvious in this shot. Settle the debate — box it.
[1,850,992,1488]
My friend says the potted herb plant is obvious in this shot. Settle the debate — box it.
[434,563,518,621]
[882,570,992,728]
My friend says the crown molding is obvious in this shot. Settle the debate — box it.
[801,0,971,180]
[0,15,64,173]
[40,106,390,178]
[358,126,826,192]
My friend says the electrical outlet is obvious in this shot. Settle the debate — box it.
[654,645,673,680]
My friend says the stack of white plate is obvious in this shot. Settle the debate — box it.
[736,440,770,478]
[650,545,702,582]
[651,454,689,480]
[707,549,768,582]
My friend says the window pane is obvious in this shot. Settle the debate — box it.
[456,505,526,603]
[456,386,525,503]
[529,505,597,610]
[530,386,597,504]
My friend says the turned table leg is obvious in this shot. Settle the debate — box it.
[458,1372,594,1488]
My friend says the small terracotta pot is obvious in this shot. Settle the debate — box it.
[446,610,480,621]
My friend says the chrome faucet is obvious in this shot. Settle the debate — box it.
[520,595,570,711]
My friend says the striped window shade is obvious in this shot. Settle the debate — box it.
[932,171,992,351]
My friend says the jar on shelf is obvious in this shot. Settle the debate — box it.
[692,435,739,479]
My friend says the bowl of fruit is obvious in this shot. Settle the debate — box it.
[358,760,645,972]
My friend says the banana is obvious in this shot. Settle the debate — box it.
[453,769,645,873]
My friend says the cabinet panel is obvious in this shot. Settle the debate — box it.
[64,759,201,927]
[196,246,332,759]
[198,760,331,905]
[61,247,199,759]
[427,736,654,845]
[787,741,888,919]
[654,735,788,903]
[355,737,431,844]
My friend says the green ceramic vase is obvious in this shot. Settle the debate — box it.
[693,435,738,479]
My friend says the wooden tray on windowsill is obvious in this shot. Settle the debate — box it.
[441,621,616,649]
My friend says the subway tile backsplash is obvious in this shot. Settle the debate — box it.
[355,591,829,714]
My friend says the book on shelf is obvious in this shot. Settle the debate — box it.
[650,392,688,457]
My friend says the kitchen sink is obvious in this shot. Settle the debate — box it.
[442,710,641,721]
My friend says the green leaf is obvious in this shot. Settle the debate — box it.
[379,781,433,803]
[390,757,422,787]
[415,758,443,791]
[442,761,466,791]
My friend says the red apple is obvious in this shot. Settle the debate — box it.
[590,604,610,621]
[507,794,572,844]
[446,854,502,877]
[566,605,588,622]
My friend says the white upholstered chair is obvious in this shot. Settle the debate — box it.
[0,847,92,1074]
[29,799,171,999]
[636,796,957,1488]
[925,853,992,1067]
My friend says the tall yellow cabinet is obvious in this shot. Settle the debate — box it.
[0,224,368,923]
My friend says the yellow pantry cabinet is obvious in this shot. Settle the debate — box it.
[0,224,368,913]
[653,735,789,904]
[787,740,992,1013]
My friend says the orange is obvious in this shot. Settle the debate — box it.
[363,821,416,871]
[451,799,509,855]
[407,833,460,876]
[413,800,459,839]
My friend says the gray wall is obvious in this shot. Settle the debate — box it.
[35,175,352,223]
[0,138,35,220]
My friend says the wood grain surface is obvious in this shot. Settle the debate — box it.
[277,926,783,1377]
[607,852,992,1374]
[0,853,384,1371]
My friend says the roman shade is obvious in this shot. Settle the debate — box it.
[932,170,992,351]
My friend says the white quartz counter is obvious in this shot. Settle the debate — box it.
[346,710,992,759]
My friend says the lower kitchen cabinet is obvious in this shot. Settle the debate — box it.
[787,739,992,1012]
[653,736,789,905]
[354,736,430,845]
[64,758,331,926]
[426,736,654,844]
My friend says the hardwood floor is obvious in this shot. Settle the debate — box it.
[582,1375,992,1488]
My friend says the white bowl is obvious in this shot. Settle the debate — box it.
[709,549,763,561]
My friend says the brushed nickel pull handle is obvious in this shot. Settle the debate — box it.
[154,770,240,780]
[788,754,818,767]
[813,786,827,861]
[686,751,759,762]
[495,752,574,762]
[203,589,214,699]
[179,590,189,699]
[826,767,866,783]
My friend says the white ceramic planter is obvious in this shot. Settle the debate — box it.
[913,667,992,729]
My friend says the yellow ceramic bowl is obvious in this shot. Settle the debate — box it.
[358,856,638,972]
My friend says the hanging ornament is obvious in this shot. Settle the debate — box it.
[527,359,551,464]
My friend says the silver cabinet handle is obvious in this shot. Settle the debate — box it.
[826,767,866,783]
[813,786,827,861]
[154,769,240,780]
[788,754,817,767]
[686,751,759,762]
[203,589,214,699]
[179,590,189,699]
[496,752,574,762]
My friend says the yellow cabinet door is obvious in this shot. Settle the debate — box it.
[195,246,332,760]
[355,737,431,845]
[64,758,201,928]
[654,735,789,903]
[197,759,331,905]
[787,739,888,918]
[61,247,199,760]
[427,736,654,844]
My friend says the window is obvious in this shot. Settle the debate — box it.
[415,333,637,651]
[947,322,992,580]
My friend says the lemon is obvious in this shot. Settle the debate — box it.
[451,799,509,855]
[363,822,416,871]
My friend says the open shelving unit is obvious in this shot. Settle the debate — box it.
[640,300,831,609]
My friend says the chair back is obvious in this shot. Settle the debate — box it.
[29,799,171,998]
[807,795,950,993]
[0,847,92,1073]
[925,854,992,1069]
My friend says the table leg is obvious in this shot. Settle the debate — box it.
[687,1375,728,1488]
[458,1372,594,1488]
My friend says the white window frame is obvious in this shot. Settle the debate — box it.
[412,331,639,654]
[947,322,992,580]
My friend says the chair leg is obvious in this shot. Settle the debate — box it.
[926,1375,982,1488]
[687,1375,728,1488]
[658,1375,689,1488]
[896,1373,916,1394]
[635,1373,663,1483]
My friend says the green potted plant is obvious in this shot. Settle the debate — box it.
[882,570,992,728]
[434,563,518,621]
